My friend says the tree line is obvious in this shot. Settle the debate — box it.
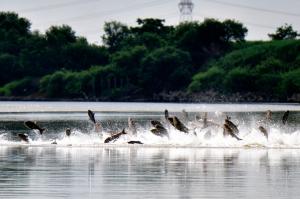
[0,11,299,101]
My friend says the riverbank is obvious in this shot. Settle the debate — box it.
[0,91,299,103]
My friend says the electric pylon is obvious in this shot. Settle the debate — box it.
[178,0,194,22]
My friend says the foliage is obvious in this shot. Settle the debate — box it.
[102,21,130,52]
[189,40,300,97]
[133,18,173,36]
[140,47,193,95]
[268,24,298,40]
[188,67,225,92]
[173,18,248,70]
[0,77,38,96]
[223,67,256,92]
[0,11,299,101]
[279,69,300,97]
[39,66,125,98]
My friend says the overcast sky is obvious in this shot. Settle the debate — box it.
[2,0,300,44]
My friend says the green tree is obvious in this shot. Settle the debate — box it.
[62,39,109,70]
[102,21,129,52]
[19,31,49,76]
[43,25,78,72]
[0,12,31,54]
[132,18,173,36]
[45,25,76,47]
[0,11,30,37]
[224,68,256,92]
[0,53,18,85]
[268,24,298,40]
[280,69,300,97]
[111,45,147,80]
[0,77,38,96]
[175,19,247,69]
[223,19,248,42]
[140,47,192,95]
[188,66,225,92]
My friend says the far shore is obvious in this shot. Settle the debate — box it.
[0,91,299,103]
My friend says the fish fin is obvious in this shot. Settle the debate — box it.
[234,134,242,141]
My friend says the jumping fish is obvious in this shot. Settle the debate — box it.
[150,120,168,137]
[164,109,169,121]
[88,110,102,133]
[95,122,102,133]
[266,110,272,121]
[24,121,46,135]
[88,110,96,124]
[223,123,242,141]
[195,114,201,121]
[258,126,268,139]
[182,109,189,121]
[104,129,127,143]
[151,120,168,134]
[128,117,137,136]
[168,116,189,134]
[65,128,71,137]
[151,120,163,127]
[225,118,239,134]
[282,110,289,125]
[203,112,208,128]
[128,141,143,144]
[18,133,29,143]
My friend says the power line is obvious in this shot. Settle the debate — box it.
[194,13,277,30]
[202,0,300,17]
[18,0,103,13]
[39,0,173,25]
[79,11,179,36]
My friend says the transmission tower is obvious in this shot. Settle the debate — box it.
[178,0,194,22]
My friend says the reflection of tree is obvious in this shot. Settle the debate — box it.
[259,151,271,184]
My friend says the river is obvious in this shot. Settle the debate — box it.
[0,101,299,198]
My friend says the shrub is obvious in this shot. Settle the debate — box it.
[224,67,256,92]
[188,66,225,92]
[255,57,285,73]
[0,77,38,96]
[279,69,300,97]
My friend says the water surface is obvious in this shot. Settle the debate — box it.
[0,102,299,198]
[1,146,300,199]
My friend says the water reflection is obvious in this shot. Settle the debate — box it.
[1,146,300,198]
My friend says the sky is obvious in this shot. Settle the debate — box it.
[1,0,300,44]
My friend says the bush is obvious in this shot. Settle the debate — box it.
[209,40,300,71]
[224,68,256,92]
[0,77,38,96]
[39,65,131,99]
[40,70,66,97]
[255,74,281,94]
[255,57,285,73]
[279,69,300,97]
[188,66,225,92]
[140,47,193,95]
